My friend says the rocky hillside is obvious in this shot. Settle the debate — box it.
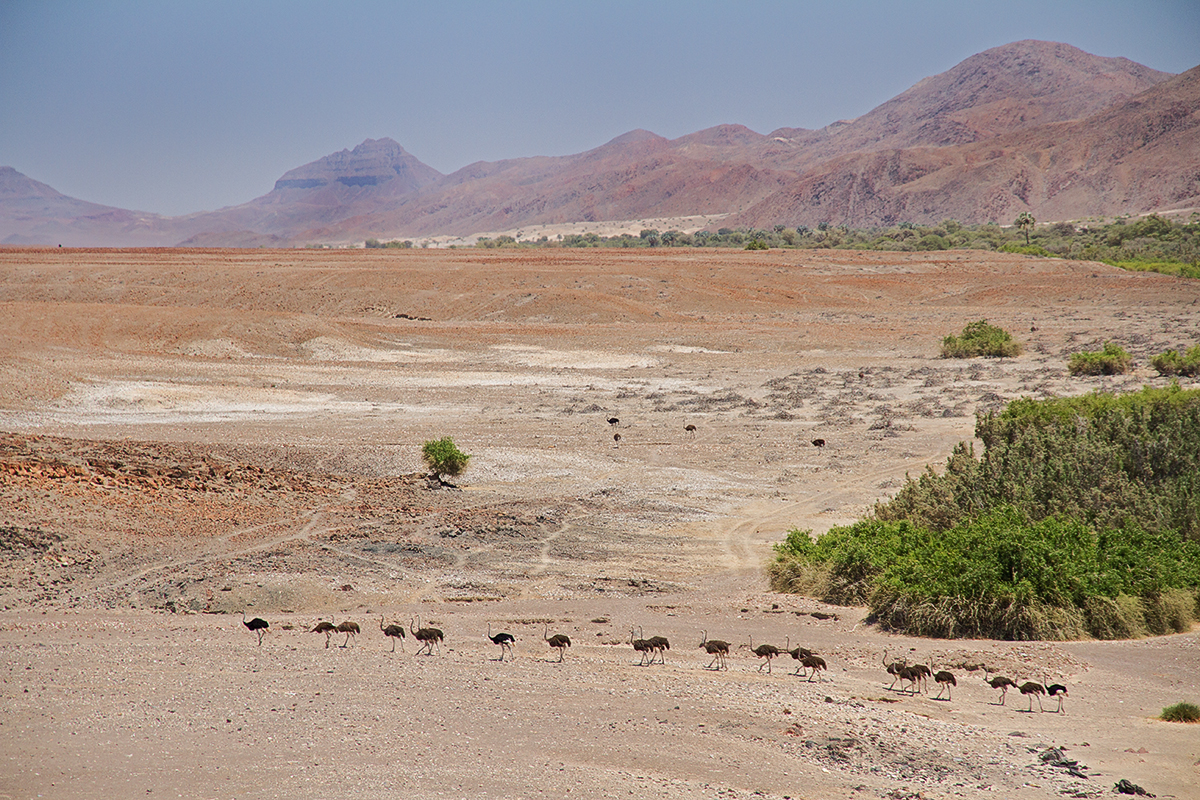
[0,40,1191,246]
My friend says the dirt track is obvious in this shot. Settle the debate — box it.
[1,246,1199,799]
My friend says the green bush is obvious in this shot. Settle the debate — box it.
[744,239,769,250]
[770,508,1200,640]
[1151,345,1200,377]
[421,437,471,482]
[1159,702,1200,722]
[999,243,1054,257]
[941,320,1023,358]
[772,386,1200,639]
[1068,342,1133,375]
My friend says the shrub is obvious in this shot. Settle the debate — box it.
[421,437,471,482]
[1068,342,1133,375]
[1159,702,1200,722]
[941,320,1023,358]
[773,386,1200,639]
[1151,345,1200,377]
[744,239,769,250]
[770,507,1200,640]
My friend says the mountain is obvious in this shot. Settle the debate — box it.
[0,41,1192,246]
[724,63,1200,228]
[0,167,179,246]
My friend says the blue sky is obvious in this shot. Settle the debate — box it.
[2,1,1197,216]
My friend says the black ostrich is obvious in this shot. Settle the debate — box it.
[684,424,697,438]
[309,618,336,648]
[698,630,730,670]
[336,620,360,648]
[647,634,670,665]
[487,622,516,661]
[410,616,444,656]
[630,628,653,666]
[811,438,826,450]
[543,624,571,662]
[909,662,932,694]
[1019,680,1046,712]
[613,433,621,447]
[607,417,620,427]
[746,635,783,673]
[1045,679,1068,713]
[241,611,269,646]
[984,668,1019,705]
[380,616,406,652]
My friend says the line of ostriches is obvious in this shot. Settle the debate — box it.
[242,612,1067,710]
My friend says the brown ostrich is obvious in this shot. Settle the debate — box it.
[630,628,653,666]
[543,624,571,662]
[932,661,957,700]
[380,616,406,652]
[788,643,814,676]
[984,668,1019,705]
[241,611,269,646]
[1019,680,1046,712]
[646,634,670,665]
[799,653,827,682]
[698,630,730,670]
[684,424,697,437]
[746,635,783,673]
[882,651,907,690]
[410,615,444,655]
[335,620,360,648]
[309,618,336,648]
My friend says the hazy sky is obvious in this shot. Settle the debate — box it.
[2,1,1197,216]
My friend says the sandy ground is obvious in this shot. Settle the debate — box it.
[1,246,1199,800]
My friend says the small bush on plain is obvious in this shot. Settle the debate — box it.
[941,320,1023,358]
[1068,342,1133,375]
[1151,345,1200,377]
[1159,702,1200,722]
[421,437,471,481]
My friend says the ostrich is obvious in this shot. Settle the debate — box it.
[607,417,620,427]
[698,630,730,670]
[909,662,932,694]
[336,620,360,648]
[788,643,815,676]
[380,616,406,652]
[630,628,653,666]
[1019,680,1046,712]
[543,624,571,662]
[486,622,516,661]
[684,424,697,437]
[799,653,827,682]
[309,618,336,648]
[613,433,621,447]
[811,438,826,450]
[241,611,269,646]
[882,651,907,690]
[932,662,957,700]
[410,615,444,656]
[746,635,783,673]
[984,668,1018,705]
[1045,679,1068,713]
[647,634,670,665]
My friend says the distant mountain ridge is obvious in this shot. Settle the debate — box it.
[2,40,1194,247]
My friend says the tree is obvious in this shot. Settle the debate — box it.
[421,437,471,485]
[1016,211,1035,245]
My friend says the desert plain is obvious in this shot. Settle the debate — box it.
[1,246,1199,800]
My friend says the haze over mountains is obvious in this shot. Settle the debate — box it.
[3,40,1197,247]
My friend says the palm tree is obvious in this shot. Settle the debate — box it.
[1015,211,1035,245]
